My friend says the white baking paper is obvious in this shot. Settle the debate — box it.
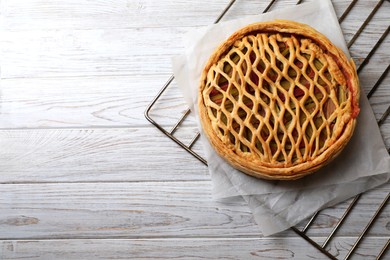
[172,0,390,236]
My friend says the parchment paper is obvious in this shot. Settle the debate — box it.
[171,0,390,236]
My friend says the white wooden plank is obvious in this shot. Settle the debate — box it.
[0,76,193,128]
[1,2,388,79]
[0,74,388,129]
[1,127,388,183]
[0,0,234,30]
[5,0,356,31]
[0,182,259,239]
[0,127,208,183]
[0,182,388,239]
[1,237,388,260]
[0,62,389,130]
[0,27,186,79]
[0,1,387,129]
[1,0,383,31]
[1,28,387,80]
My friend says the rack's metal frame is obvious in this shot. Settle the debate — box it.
[145,1,390,259]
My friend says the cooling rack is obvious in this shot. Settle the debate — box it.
[145,0,390,259]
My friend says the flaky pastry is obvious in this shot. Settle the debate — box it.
[198,20,360,180]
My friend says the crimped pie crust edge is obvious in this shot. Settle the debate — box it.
[198,20,360,180]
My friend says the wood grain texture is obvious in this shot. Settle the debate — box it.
[0,0,389,259]
[1,23,388,79]
[9,0,372,31]
[1,0,385,30]
[0,74,388,129]
[0,1,387,130]
[0,128,208,183]
[0,0,232,30]
[0,182,258,239]
[1,127,388,183]
[0,27,185,78]
[0,182,388,239]
[0,76,191,128]
[0,1,388,79]
[1,237,389,260]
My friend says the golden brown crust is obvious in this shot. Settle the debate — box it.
[198,20,360,180]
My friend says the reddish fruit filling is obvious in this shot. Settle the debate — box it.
[205,32,356,163]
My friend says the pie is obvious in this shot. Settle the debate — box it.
[198,20,360,180]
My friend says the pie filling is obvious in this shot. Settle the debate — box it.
[203,32,354,166]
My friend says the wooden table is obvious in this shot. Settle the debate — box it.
[1,0,389,259]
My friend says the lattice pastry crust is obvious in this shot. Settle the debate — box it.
[198,20,360,180]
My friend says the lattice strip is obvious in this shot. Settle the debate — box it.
[203,32,352,167]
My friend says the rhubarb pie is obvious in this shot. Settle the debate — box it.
[198,20,360,180]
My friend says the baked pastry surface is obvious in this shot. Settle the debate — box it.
[198,20,360,180]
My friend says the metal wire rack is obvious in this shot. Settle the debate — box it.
[145,0,390,259]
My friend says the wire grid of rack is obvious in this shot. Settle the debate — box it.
[145,0,390,259]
